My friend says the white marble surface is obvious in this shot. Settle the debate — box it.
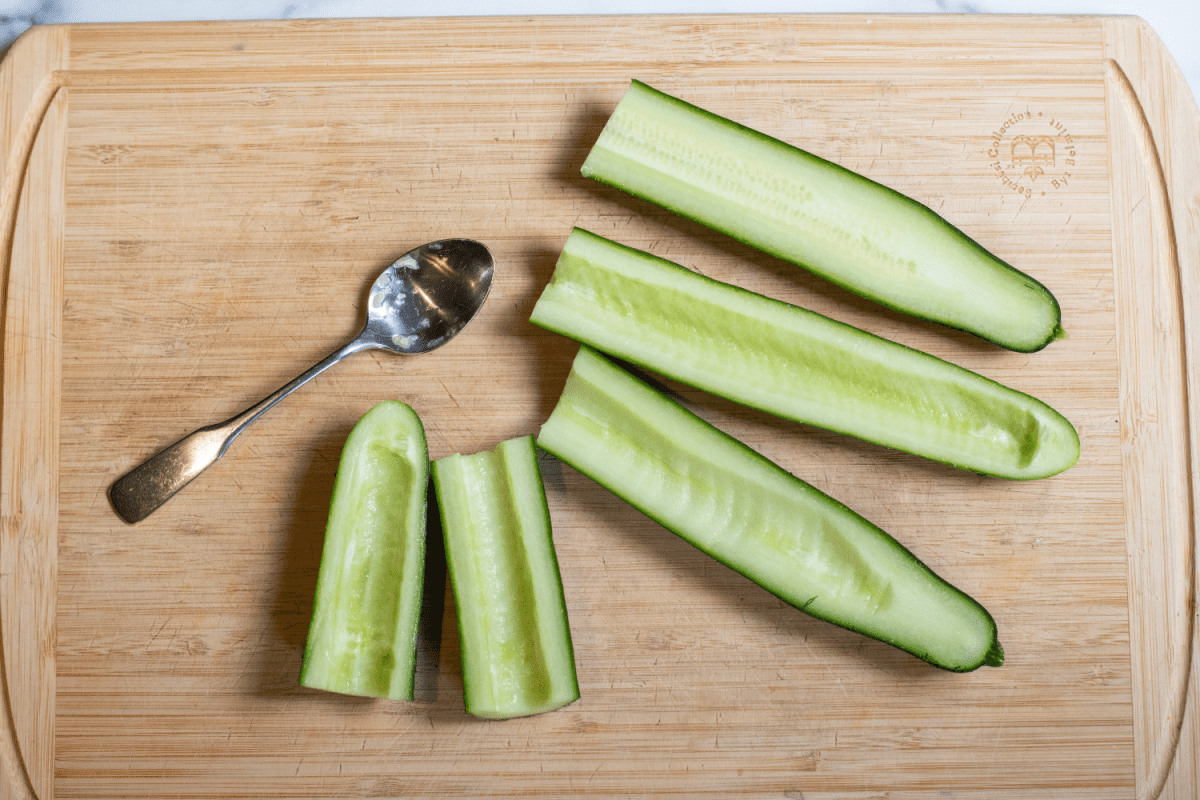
[0,0,1197,102]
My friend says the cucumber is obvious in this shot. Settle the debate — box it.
[300,401,429,700]
[433,436,579,718]
[538,346,1003,672]
[530,228,1079,480]
[581,79,1064,353]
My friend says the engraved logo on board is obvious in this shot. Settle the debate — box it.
[987,111,1077,199]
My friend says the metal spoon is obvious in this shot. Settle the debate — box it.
[108,239,494,524]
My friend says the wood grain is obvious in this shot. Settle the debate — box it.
[0,13,1196,799]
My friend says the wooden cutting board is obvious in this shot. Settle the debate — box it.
[2,13,1198,799]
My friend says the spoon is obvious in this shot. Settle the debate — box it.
[108,239,494,524]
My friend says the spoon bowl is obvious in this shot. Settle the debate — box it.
[363,239,494,354]
[109,239,494,524]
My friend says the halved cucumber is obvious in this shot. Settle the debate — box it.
[300,401,429,700]
[537,346,1003,672]
[582,79,1064,352]
[529,228,1079,480]
[433,436,579,718]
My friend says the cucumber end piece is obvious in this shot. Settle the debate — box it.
[437,436,579,720]
[983,639,1005,668]
[299,400,429,702]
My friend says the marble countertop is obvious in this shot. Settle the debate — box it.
[1,1,1196,103]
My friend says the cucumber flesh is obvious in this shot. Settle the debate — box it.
[530,228,1079,480]
[433,436,579,718]
[537,346,1004,672]
[582,80,1064,353]
[300,401,429,700]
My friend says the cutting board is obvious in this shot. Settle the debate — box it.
[1,13,1198,799]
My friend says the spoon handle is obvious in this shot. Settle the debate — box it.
[108,336,375,524]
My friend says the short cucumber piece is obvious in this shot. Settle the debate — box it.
[538,346,1004,672]
[300,401,429,700]
[582,79,1064,353]
[433,436,579,718]
[530,228,1079,480]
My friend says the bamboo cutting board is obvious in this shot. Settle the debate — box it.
[1,13,1198,799]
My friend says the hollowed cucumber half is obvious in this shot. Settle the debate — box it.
[582,79,1064,352]
[537,346,1004,672]
[530,228,1079,481]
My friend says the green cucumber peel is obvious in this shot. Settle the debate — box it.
[530,228,1079,480]
[581,79,1063,352]
[300,400,429,700]
[433,436,580,718]
[537,346,1003,673]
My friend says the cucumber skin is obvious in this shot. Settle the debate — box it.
[433,436,580,719]
[299,401,429,701]
[537,347,1004,672]
[582,80,1064,353]
[530,228,1079,481]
